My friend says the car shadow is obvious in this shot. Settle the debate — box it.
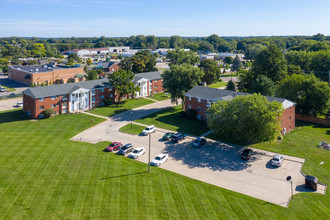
[265,160,279,169]
[162,141,254,171]
[295,184,317,193]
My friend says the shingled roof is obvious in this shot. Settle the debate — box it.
[185,86,294,109]
[23,78,111,99]
[133,71,162,83]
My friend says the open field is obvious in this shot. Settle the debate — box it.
[135,105,210,136]
[89,98,154,117]
[0,110,329,219]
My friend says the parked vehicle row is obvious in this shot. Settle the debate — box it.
[103,142,145,159]
[240,148,285,167]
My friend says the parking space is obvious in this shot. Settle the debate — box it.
[71,102,326,207]
[0,75,28,97]
[0,97,23,111]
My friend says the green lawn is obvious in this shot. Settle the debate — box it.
[89,98,155,117]
[120,123,145,135]
[208,81,228,88]
[0,85,16,92]
[136,106,210,136]
[149,92,170,101]
[0,110,329,219]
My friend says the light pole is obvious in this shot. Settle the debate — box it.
[148,133,151,173]
[130,111,132,129]
[286,176,293,201]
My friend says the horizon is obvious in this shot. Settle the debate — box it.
[1,0,330,37]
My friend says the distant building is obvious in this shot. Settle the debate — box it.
[96,61,120,74]
[63,47,130,57]
[8,63,85,86]
[185,86,295,133]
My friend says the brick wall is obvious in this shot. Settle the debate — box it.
[150,78,163,95]
[185,96,207,120]
[296,114,330,126]
[24,94,69,118]
[9,67,84,86]
[280,105,295,132]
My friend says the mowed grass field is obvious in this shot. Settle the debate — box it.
[0,110,329,219]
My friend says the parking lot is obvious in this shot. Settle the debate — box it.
[71,105,326,208]
[0,74,28,97]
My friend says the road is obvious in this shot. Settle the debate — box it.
[71,100,326,207]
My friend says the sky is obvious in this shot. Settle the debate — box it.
[0,0,330,37]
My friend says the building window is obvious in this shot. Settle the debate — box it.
[289,116,291,120]
[51,104,56,108]
[155,90,158,94]
[187,96,191,101]
[39,106,44,110]
[154,79,158,82]
[92,97,95,102]
[51,96,56,100]
[101,95,104,99]
[115,98,117,102]
[79,93,81,97]
[197,115,201,120]
[72,94,74,97]
[188,104,191,109]
[92,90,95,95]
[197,98,201,103]
[76,94,78,98]
[72,101,74,105]
[289,126,292,129]
[100,88,104,92]
[39,98,44,102]
[110,94,113,98]
[197,107,201,111]
[155,85,158,88]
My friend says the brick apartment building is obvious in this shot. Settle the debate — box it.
[96,61,120,74]
[23,71,163,118]
[133,71,163,97]
[185,86,295,133]
[8,63,85,86]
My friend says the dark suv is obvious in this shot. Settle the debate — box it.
[118,143,134,155]
[241,149,253,160]
[171,133,186,143]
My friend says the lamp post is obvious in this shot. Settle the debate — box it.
[286,176,293,201]
[130,111,132,129]
[148,133,151,173]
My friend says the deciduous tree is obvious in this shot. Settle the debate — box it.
[199,59,221,86]
[162,64,204,106]
[207,94,283,144]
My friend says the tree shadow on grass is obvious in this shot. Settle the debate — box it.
[162,141,254,171]
[0,110,29,123]
[99,171,148,180]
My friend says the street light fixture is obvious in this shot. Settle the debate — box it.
[148,133,151,173]
[130,111,133,129]
[286,176,293,201]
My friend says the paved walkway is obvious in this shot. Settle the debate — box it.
[70,99,326,207]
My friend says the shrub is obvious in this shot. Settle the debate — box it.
[43,108,55,118]
[103,98,112,106]
[180,111,187,117]
[186,109,197,118]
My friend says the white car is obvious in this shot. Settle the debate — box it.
[142,125,156,135]
[128,147,146,159]
[271,154,284,167]
[15,102,23,107]
[150,154,168,166]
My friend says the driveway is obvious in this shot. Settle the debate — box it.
[0,74,28,97]
[71,100,326,207]
[0,97,23,111]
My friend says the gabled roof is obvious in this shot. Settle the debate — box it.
[97,61,117,69]
[133,71,162,83]
[185,86,294,109]
[23,78,111,99]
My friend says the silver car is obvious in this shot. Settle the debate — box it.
[271,154,284,166]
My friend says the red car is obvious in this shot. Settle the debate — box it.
[104,142,122,152]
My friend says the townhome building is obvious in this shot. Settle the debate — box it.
[23,71,163,119]
[185,86,295,133]
[133,71,163,97]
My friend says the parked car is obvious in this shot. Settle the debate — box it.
[0,87,6,92]
[128,147,146,159]
[15,102,23,107]
[271,154,284,166]
[118,143,134,155]
[150,154,168,166]
[193,137,207,147]
[103,142,122,152]
[171,132,186,143]
[241,149,253,160]
[162,132,175,140]
[142,125,156,135]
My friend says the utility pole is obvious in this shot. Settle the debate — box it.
[148,133,151,173]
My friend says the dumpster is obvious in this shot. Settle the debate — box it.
[305,175,318,191]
